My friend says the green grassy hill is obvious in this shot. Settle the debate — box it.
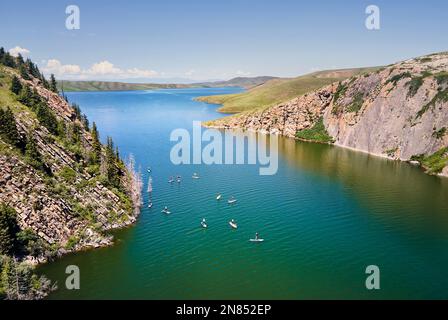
[195,76,278,89]
[58,76,277,92]
[58,81,189,92]
[196,67,381,113]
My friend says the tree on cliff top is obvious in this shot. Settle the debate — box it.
[0,47,16,68]
[50,74,58,93]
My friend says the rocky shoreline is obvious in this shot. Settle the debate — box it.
[204,52,448,178]
[0,55,143,280]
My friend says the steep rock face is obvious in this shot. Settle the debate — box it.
[0,67,142,263]
[0,155,117,251]
[205,52,448,175]
[206,84,337,138]
[324,54,448,161]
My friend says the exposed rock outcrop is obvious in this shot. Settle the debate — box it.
[0,66,142,264]
[206,84,337,138]
[205,52,448,176]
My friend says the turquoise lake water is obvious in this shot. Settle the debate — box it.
[39,87,448,299]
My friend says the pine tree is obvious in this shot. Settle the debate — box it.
[71,122,81,144]
[50,74,58,93]
[106,136,120,187]
[26,59,40,78]
[36,103,59,136]
[10,76,23,95]
[115,146,120,162]
[91,122,102,164]
[16,54,24,66]
[0,50,16,68]
[25,133,42,169]
[0,257,15,299]
[19,65,30,80]
[18,85,33,106]
[0,107,21,147]
[0,257,20,300]
[72,103,81,119]
[41,75,50,90]
[0,204,19,256]
[81,114,89,129]
[0,225,14,256]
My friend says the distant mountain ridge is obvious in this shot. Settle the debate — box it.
[58,76,278,92]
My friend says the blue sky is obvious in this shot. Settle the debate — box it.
[1,0,447,82]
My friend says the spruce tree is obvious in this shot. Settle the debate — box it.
[25,133,42,169]
[18,85,33,106]
[91,122,102,164]
[41,75,50,90]
[0,204,19,256]
[26,59,40,78]
[16,54,24,66]
[81,114,89,129]
[0,257,15,299]
[19,65,30,80]
[10,76,23,95]
[0,225,14,256]
[50,74,58,93]
[115,146,120,162]
[1,51,16,68]
[36,103,59,136]
[72,104,81,119]
[106,136,120,187]
[71,122,81,144]
[0,107,21,147]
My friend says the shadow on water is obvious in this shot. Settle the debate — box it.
[278,137,448,236]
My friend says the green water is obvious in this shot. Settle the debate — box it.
[39,88,448,299]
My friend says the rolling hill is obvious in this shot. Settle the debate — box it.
[58,76,277,92]
[205,52,448,176]
[196,67,381,113]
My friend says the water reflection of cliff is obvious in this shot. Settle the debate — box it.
[277,136,448,236]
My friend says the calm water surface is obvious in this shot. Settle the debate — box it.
[39,87,448,299]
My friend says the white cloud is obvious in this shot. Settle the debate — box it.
[42,59,158,80]
[84,61,121,75]
[45,59,81,74]
[9,46,30,57]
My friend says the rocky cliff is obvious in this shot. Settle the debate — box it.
[0,54,142,266]
[205,52,448,177]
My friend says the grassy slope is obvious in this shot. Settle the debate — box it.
[0,66,35,116]
[196,67,381,113]
[58,81,188,92]
[195,76,278,89]
[58,76,277,92]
